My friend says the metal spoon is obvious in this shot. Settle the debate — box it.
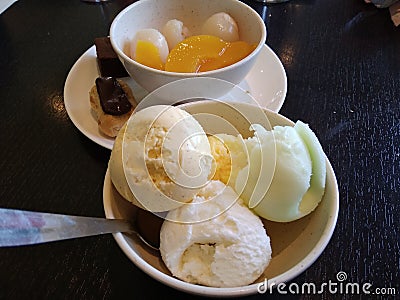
[0,208,159,250]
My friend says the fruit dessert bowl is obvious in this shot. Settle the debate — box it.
[109,0,267,94]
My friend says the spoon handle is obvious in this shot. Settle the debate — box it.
[0,208,134,247]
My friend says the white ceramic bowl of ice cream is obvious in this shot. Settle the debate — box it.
[109,0,267,94]
[103,100,339,297]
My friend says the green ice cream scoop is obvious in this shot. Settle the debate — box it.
[234,121,327,222]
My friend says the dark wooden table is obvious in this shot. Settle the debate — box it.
[0,0,399,299]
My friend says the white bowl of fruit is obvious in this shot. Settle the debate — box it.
[109,0,267,94]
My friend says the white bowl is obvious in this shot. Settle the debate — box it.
[109,0,267,94]
[103,101,339,298]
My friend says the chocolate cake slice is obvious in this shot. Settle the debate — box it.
[94,37,129,78]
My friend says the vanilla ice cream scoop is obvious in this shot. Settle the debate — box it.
[160,181,271,287]
[109,105,213,212]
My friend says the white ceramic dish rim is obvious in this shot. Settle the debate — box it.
[109,0,267,78]
[63,45,287,150]
[102,107,339,298]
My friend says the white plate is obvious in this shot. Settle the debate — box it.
[64,45,287,150]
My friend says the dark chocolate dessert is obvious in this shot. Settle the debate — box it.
[95,37,129,78]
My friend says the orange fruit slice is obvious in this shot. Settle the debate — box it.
[165,35,227,73]
[135,40,164,70]
[165,35,255,73]
[199,41,256,72]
